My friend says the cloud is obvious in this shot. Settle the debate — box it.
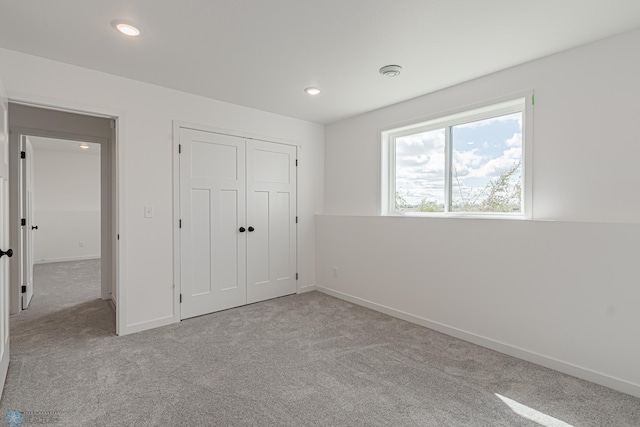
[452,148,484,178]
[395,130,446,181]
[506,132,522,147]
[396,140,446,203]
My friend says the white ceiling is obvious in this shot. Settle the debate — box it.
[1,1,640,124]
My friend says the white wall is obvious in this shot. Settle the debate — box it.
[32,144,101,263]
[324,29,640,222]
[0,48,324,335]
[319,28,640,397]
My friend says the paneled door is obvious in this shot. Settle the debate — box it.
[179,128,247,320]
[178,128,297,320]
[246,140,297,304]
[20,137,34,309]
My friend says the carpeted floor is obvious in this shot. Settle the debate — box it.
[0,260,638,426]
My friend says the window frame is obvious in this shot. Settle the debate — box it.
[381,92,533,219]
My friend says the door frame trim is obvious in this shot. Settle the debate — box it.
[0,78,11,400]
[172,120,301,323]
[8,95,126,336]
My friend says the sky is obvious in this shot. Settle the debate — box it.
[395,112,522,208]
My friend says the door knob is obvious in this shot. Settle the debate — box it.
[239,227,246,232]
[248,226,255,232]
[32,225,38,230]
[0,249,13,258]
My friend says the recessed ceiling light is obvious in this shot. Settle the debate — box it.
[79,143,90,150]
[379,65,402,77]
[304,87,321,96]
[112,20,141,37]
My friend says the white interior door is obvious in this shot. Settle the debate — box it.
[246,140,297,304]
[20,137,34,309]
[179,128,246,320]
[0,79,11,397]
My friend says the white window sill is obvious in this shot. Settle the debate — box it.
[387,212,527,220]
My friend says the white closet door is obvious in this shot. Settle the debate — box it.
[180,128,246,320]
[246,140,297,304]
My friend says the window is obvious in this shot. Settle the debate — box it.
[383,96,531,217]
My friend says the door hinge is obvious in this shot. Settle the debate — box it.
[179,219,182,228]
[20,151,26,159]
[117,234,120,240]
[180,294,182,303]
[110,120,116,129]
[295,159,298,166]
[21,218,26,226]
[296,273,299,280]
[296,216,298,224]
[178,144,182,154]
[21,285,26,293]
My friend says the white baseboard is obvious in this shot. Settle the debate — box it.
[35,255,100,264]
[315,286,640,399]
[119,315,176,336]
[298,284,317,294]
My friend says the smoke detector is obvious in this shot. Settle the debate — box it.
[379,65,402,77]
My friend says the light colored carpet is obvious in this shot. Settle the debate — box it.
[0,260,638,426]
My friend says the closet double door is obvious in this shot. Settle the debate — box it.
[179,128,297,320]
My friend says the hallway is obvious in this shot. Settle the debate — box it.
[9,259,111,336]
[0,260,113,425]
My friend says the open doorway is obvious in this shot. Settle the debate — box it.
[8,103,116,333]
[24,137,102,309]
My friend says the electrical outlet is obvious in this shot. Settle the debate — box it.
[144,206,154,218]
